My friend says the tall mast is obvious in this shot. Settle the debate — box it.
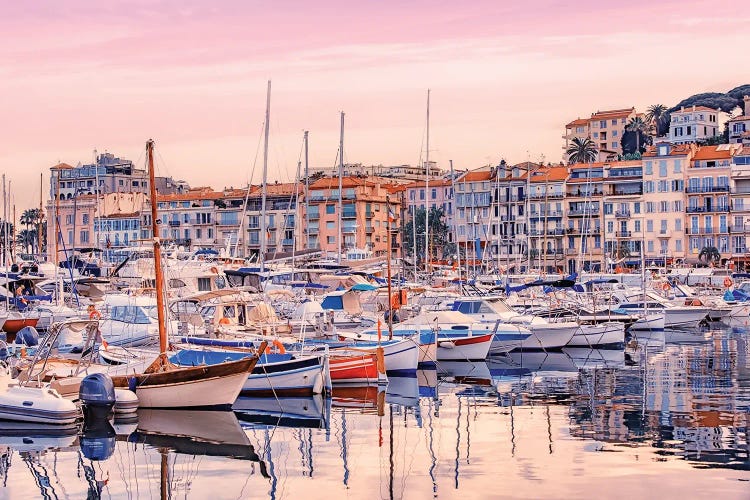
[38,173,43,260]
[304,130,310,249]
[450,160,461,282]
[424,89,430,273]
[338,112,344,264]
[386,194,394,340]
[260,80,271,273]
[3,175,7,311]
[146,140,169,359]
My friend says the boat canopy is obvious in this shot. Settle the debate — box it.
[320,290,362,314]
[292,300,324,320]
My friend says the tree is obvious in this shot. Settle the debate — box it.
[645,104,670,137]
[611,242,631,260]
[566,137,598,164]
[625,117,649,154]
[698,246,721,265]
[402,206,454,263]
[19,208,42,254]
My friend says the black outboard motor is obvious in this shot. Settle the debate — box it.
[79,373,116,422]
[15,326,39,346]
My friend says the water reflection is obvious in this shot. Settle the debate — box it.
[0,328,747,498]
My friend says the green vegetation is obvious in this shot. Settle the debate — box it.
[566,137,598,164]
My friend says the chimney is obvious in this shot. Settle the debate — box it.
[744,95,750,116]
[692,105,696,112]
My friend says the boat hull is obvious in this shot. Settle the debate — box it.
[436,334,492,361]
[0,386,79,425]
[110,358,256,409]
[664,308,708,329]
[329,354,383,384]
[567,322,624,347]
[242,356,325,397]
[518,325,577,350]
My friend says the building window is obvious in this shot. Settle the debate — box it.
[644,161,653,175]
[327,236,335,244]
[646,220,654,232]
[326,204,335,214]
[658,161,667,177]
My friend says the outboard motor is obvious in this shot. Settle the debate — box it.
[15,326,39,346]
[79,373,116,422]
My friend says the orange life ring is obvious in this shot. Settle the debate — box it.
[272,339,287,354]
[89,310,101,320]
[210,266,219,274]
[724,277,733,288]
[662,282,671,291]
[219,317,231,326]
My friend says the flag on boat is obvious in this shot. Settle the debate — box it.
[388,205,396,223]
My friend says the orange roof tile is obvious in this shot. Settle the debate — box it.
[566,118,588,128]
[530,166,568,183]
[459,168,492,182]
[691,145,737,161]
[51,162,74,170]
[590,108,635,119]
[642,144,694,157]
[728,115,750,122]
[310,177,366,189]
[157,187,222,202]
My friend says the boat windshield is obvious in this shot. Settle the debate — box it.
[110,305,157,324]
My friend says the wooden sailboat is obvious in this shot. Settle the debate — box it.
[108,140,264,409]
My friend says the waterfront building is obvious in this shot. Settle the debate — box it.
[668,106,721,145]
[490,162,535,266]
[641,142,691,265]
[301,176,401,257]
[527,165,568,272]
[602,160,645,268]
[565,162,605,273]
[94,212,142,261]
[729,146,750,270]
[563,108,637,162]
[728,96,750,145]
[155,187,222,251]
[684,145,741,260]
[403,177,454,253]
[454,168,494,265]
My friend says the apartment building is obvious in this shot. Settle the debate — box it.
[527,165,568,272]
[730,146,750,270]
[668,106,721,145]
[641,142,691,264]
[155,187,222,251]
[563,108,637,162]
[602,160,644,267]
[728,97,750,144]
[489,162,536,265]
[302,176,400,257]
[565,162,605,273]
[453,168,494,264]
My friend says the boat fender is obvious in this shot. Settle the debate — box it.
[724,277,733,288]
[128,376,137,392]
[662,282,671,291]
[219,317,231,326]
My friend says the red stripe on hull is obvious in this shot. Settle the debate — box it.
[3,318,39,334]
[329,354,380,382]
[451,334,493,346]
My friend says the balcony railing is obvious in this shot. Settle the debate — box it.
[528,193,564,200]
[568,208,597,217]
[616,231,631,237]
[615,210,631,218]
[282,238,294,246]
[342,211,357,219]
[686,227,728,235]
[168,220,180,227]
[607,190,643,196]
[686,206,730,213]
[686,185,730,193]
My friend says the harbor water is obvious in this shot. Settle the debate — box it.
[1,327,748,499]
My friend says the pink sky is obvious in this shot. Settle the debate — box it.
[1,0,748,209]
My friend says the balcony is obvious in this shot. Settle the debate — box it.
[565,248,577,255]
[365,225,374,233]
[730,225,750,233]
[616,231,631,237]
[686,205,730,214]
[686,227,728,235]
[686,185,730,193]
[169,238,191,246]
[579,227,601,235]
[528,193,564,200]
[615,210,631,218]
[308,212,320,220]
[282,238,294,246]
[568,208,599,217]
[306,227,319,234]
[342,210,357,219]
[168,220,181,227]
[607,189,643,197]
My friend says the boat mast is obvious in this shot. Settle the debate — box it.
[146,139,169,362]
[3,175,7,311]
[424,89,430,274]
[38,173,43,261]
[260,80,271,273]
[337,112,344,264]
[304,130,310,249]
[386,194,394,340]
[450,160,461,283]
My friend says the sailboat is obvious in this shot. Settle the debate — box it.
[106,140,264,409]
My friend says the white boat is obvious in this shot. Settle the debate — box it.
[436,333,493,361]
[0,366,79,425]
[330,337,420,374]
[97,294,175,348]
[609,286,708,329]
[567,322,624,347]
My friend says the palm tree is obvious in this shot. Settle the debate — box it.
[645,104,670,137]
[566,137,598,164]
[19,208,42,255]
[626,117,649,153]
[698,246,721,265]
